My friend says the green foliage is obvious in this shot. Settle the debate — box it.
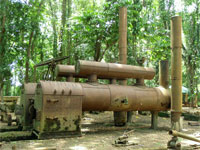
[1,0,200,100]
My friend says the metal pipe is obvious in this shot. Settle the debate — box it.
[159,60,169,88]
[119,7,127,64]
[111,78,127,126]
[67,75,74,82]
[75,60,155,80]
[115,7,128,126]
[55,65,76,77]
[88,74,97,82]
[56,62,155,80]
[171,16,182,130]
[169,130,200,143]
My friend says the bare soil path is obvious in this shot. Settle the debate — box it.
[1,111,200,150]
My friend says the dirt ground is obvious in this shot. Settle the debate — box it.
[1,111,200,150]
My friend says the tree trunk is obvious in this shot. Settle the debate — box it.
[24,0,45,83]
[25,31,34,83]
[94,35,102,61]
[59,0,67,57]
[0,83,4,103]
[5,81,11,96]
[0,15,6,44]
[49,0,58,58]
[67,0,72,64]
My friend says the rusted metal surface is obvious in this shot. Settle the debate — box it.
[119,7,127,64]
[32,81,170,137]
[171,16,182,130]
[23,83,37,95]
[83,83,170,111]
[67,75,74,82]
[115,79,127,126]
[19,83,37,130]
[76,60,155,80]
[36,81,170,112]
[169,130,200,143]
[151,111,158,129]
[55,65,76,77]
[33,81,82,139]
[88,74,97,82]
[159,60,169,88]
[116,6,127,127]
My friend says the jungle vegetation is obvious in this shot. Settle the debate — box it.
[0,0,199,104]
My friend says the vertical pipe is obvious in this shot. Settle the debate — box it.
[171,16,182,131]
[135,59,145,86]
[67,75,74,82]
[114,7,127,126]
[151,60,169,129]
[119,7,127,64]
[110,79,117,84]
[159,60,169,88]
[88,74,97,82]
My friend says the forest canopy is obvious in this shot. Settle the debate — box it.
[0,0,199,103]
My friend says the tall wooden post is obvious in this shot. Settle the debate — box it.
[114,7,127,126]
[171,16,182,131]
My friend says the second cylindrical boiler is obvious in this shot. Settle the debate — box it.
[76,60,155,80]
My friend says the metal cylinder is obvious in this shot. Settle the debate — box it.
[88,74,97,82]
[56,63,155,80]
[39,81,170,112]
[75,60,155,80]
[67,75,74,82]
[169,130,200,143]
[171,16,182,125]
[110,79,117,84]
[159,60,169,88]
[119,7,127,64]
[81,83,170,111]
[116,7,128,126]
[56,65,76,77]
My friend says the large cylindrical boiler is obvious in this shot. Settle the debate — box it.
[38,81,170,112]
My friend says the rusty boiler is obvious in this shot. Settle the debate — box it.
[32,80,170,139]
[33,81,82,139]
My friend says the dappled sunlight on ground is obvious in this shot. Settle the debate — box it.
[1,111,200,150]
